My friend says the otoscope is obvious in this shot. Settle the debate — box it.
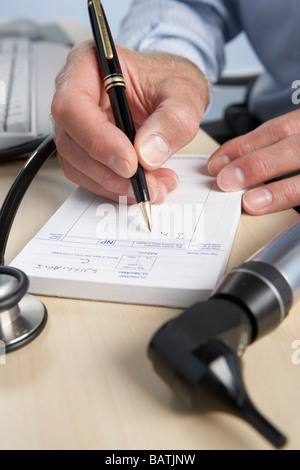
[148,216,300,448]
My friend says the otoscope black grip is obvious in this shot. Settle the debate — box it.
[213,261,293,340]
[149,298,253,392]
[212,217,300,340]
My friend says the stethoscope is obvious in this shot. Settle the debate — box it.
[0,135,56,352]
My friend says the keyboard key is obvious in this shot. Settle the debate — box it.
[6,38,30,133]
[0,39,14,131]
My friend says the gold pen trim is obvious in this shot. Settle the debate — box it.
[103,74,126,92]
[90,0,114,60]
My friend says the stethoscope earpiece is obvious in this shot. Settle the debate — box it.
[0,266,47,353]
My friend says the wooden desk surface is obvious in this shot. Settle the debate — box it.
[0,130,299,450]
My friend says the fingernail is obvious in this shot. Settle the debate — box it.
[243,188,273,211]
[109,155,132,178]
[148,183,158,202]
[127,184,135,199]
[158,184,168,202]
[157,173,179,192]
[139,135,169,167]
[170,173,180,189]
[217,167,245,191]
[208,155,230,175]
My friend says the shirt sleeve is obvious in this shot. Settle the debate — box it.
[117,0,242,84]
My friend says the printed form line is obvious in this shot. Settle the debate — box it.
[187,183,213,251]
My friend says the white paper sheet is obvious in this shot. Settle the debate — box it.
[11,155,243,308]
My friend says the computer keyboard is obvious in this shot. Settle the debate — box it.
[0,35,71,150]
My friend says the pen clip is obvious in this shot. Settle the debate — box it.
[91,0,114,60]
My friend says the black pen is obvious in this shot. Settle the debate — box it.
[87,0,152,231]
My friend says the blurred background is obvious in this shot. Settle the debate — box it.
[1,0,263,124]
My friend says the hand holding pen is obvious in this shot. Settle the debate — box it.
[51,4,209,212]
[88,0,154,229]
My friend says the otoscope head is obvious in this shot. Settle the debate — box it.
[148,297,287,448]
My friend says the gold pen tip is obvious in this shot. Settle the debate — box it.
[139,202,152,232]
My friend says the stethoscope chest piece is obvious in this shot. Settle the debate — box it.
[0,266,47,353]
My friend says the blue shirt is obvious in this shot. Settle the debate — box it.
[117,0,300,122]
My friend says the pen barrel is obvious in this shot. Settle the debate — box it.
[131,164,150,204]
[108,87,150,203]
[88,0,122,78]
[88,0,150,205]
[108,86,135,144]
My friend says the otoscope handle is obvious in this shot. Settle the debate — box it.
[213,217,300,340]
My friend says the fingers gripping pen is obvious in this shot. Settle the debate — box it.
[148,216,300,448]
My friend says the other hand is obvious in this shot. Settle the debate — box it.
[207,109,300,214]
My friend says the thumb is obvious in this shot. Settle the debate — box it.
[134,85,207,170]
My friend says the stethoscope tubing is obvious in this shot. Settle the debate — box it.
[0,135,49,163]
[0,134,56,266]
